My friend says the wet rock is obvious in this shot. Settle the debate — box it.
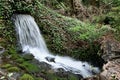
[33,59,52,71]
[22,54,34,60]
[0,46,5,54]
[45,57,55,63]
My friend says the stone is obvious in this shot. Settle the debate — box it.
[100,60,120,80]
[0,46,5,54]
[22,54,34,60]
[45,57,55,63]
[100,34,120,61]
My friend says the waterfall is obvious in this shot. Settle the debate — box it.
[13,14,100,78]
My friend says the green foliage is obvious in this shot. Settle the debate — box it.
[94,5,120,41]
[20,74,34,80]
[0,0,36,19]
[7,67,20,72]
[0,20,16,48]
[0,0,12,19]
[68,22,108,42]
[102,0,120,7]
[8,46,17,54]
[10,53,20,60]
[40,0,69,11]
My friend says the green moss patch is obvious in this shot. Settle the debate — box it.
[1,64,12,69]
[18,61,39,73]
[7,67,20,72]
[19,74,34,80]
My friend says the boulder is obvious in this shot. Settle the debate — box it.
[100,34,120,61]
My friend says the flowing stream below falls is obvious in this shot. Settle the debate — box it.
[12,14,100,78]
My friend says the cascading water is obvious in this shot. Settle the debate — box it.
[12,14,100,78]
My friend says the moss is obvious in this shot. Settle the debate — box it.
[1,52,9,57]
[19,74,34,80]
[46,73,58,80]
[35,77,44,80]
[7,67,20,72]
[68,75,79,80]
[1,64,12,69]
[8,47,17,54]
[45,72,79,80]
[10,53,20,60]
[18,61,39,73]
[22,54,34,61]
[15,58,24,63]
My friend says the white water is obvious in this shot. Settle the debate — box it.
[13,14,100,78]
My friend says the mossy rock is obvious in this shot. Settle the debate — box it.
[22,54,34,61]
[68,75,79,80]
[10,53,20,60]
[16,58,25,63]
[18,61,39,73]
[46,73,58,80]
[19,74,34,80]
[1,64,12,69]
[7,67,20,72]
[35,77,44,80]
